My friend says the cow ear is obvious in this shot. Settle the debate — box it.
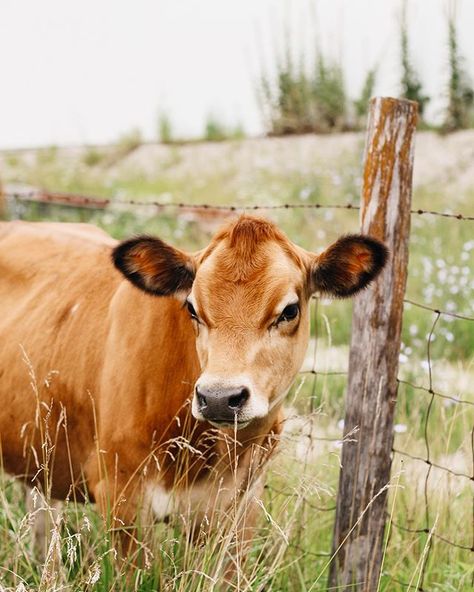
[112,236,195,298]
[310,234,388,298]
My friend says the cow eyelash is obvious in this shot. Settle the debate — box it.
[276,303,299,325]
[185,300,200,323]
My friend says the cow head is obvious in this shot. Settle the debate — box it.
[113,216,387,430]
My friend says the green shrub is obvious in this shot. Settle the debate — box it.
[82,147,104,167]
[258,34,349,135]
[312,54,347,132]
[204,115,228,141]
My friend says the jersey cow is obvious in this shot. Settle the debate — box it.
[0,216,387,566]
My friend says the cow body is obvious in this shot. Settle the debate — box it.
[0,217,387,562]
[0,221,279,522]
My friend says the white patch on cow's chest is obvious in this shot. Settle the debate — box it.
[146,467,249,521]
[146,485,175,520]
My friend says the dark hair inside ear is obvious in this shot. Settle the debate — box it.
[112,236,195,296]
[312,234,388,298]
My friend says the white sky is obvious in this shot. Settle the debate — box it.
[0,0,473,148]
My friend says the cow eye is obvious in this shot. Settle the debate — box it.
[186,300,199,322]
[277,303,299,324]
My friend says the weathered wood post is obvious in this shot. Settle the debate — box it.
[328,97,418,590]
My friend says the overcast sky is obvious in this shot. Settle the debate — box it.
[0,0,473,148]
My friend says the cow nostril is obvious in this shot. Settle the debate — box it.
[228,388,250,410]
[196,389,207,409]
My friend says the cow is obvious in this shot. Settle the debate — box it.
[0,216,387,576]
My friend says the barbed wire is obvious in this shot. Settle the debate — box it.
[5,190,474,220]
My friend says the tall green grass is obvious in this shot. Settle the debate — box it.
[0,343,472,590]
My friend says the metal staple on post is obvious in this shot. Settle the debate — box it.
[328,97,418,591]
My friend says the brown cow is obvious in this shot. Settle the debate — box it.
[0,216,386,572]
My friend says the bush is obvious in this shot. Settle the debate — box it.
[204,115,228,142]
[312,55,347,132]
[258,36,349,135]
[82,147,104,167]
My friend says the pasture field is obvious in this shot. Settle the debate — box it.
[0,133,473,590]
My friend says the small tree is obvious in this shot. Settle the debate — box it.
[443,7,474,132]
[400,1,429,118]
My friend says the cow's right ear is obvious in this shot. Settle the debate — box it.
[112,236,195,298]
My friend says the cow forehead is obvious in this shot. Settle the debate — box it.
[192,240,306,321]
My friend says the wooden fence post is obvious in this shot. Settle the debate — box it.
[328,97,418,591]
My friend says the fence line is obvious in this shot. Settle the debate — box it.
[4,189,474,220]
[391,294,474,590]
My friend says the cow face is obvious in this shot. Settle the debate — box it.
[113,216,387,430]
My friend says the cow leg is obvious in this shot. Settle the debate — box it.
[90,471,153,571]
[24,485,62,563]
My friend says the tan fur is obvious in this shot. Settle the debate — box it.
[0,216,385,564]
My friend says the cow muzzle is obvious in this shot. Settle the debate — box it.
[193,384,251,426]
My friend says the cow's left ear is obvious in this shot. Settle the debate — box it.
[310,234,388,298]
[112,236,195,298]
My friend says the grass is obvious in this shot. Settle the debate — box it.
[0,136,473,590]
[0,362,472,590]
